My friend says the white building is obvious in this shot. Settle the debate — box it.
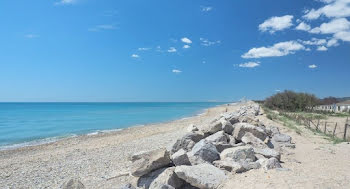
[315,100,350,113]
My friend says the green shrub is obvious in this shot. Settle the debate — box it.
[264,90,319,112]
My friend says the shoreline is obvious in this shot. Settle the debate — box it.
[0,103,227,152]
[0,103,229,153]
[0,102,237,188]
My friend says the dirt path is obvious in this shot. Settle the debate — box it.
[221,112,350,189]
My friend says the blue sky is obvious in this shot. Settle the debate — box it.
[0,0,349,102]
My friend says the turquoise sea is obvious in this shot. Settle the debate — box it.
[0,102,225,150]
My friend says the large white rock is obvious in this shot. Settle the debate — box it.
[169,133,204,154]
[205,131,229,144]
[260,157,282,170]
[213,160,245,173]
[149,167,184,189]
[233,123,267,141]
[253,148,281,160]
[190,139,220,164]
[220,146,256,162]
[200,120,223,135]
[171,149,191,166]
[241,132,267,149]
[131,148,171,177]
[175,164,227,189]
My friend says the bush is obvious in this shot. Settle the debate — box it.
[264,90,319,112]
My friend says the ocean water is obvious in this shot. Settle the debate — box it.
[0,102,225,149]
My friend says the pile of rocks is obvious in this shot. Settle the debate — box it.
[124,102,295,189]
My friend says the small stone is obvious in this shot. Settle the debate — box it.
[61,178,85,189]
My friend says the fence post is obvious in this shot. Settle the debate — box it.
[333,123,337,138]
[324,122,327,134]
[344,117,349,141]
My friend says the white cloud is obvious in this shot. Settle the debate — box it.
[309,64,318,69]
[183,45,190,49]
[259,15,294,33]
[131,54,139,58]
[172,69,182,73]
[299,38,327,45]
[201,6,213,12]
[242,41,305,59]
[309,18,350,34]
[25,34,39,38]
[181,37,192,44]
[317,46,328,51]
[239,61,260,68]
[304,0,350,20]
[138,47,151,51]
[334,31,350,41]
[55,0,75,5]
[199,38,221,46]
[167,47,177,53]
[88,24,117,32]
[296,22,311,31]
[327,38,339,46]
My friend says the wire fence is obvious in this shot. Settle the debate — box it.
[279,112,350,142]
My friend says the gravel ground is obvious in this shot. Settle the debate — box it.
[0,103,237,189]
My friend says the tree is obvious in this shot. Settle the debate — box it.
[264,90,319,111]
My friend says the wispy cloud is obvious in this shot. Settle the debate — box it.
[183,45,190,49]
[242,41,305,58]
[172,69,182,73]
[167,47,177,53]
[199,38,221,46]
[88,24,117,32]
[201,6,213,12]
[25,34,39,38]
[239,61,260,68]
[295,22,311,31]
[299,38,327,46]
[138,47,151,51]
[309,64,317,69]
[55,0,75,5]
[303,0,350,20]
[181,37,192,44]
[131,54,140,58]
[317,46,328,51]
[259,15,294,33]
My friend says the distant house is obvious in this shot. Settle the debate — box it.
[315,100,350,112]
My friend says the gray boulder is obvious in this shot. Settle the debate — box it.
[221,119,235,135]
[213,160,245,173]
[190,140,220,164]
[61,179,85,189]
[233,123,267,141]
[200,120,223,135]
[169,133,204,155]
[205,131,229,144]
[220,146,256,162]
[171,149,191,166]
[131,148,171,177]
[254,148,281,160]
[241,132,267,149]
[272,133,291,143]
[260,157,282,170]
[175,164,227,189]
[149,167,184,189]
[138,168,166,189]
[265,126,280,136]
[241,160,261,171]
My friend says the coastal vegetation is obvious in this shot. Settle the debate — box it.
[264,90,319,112]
